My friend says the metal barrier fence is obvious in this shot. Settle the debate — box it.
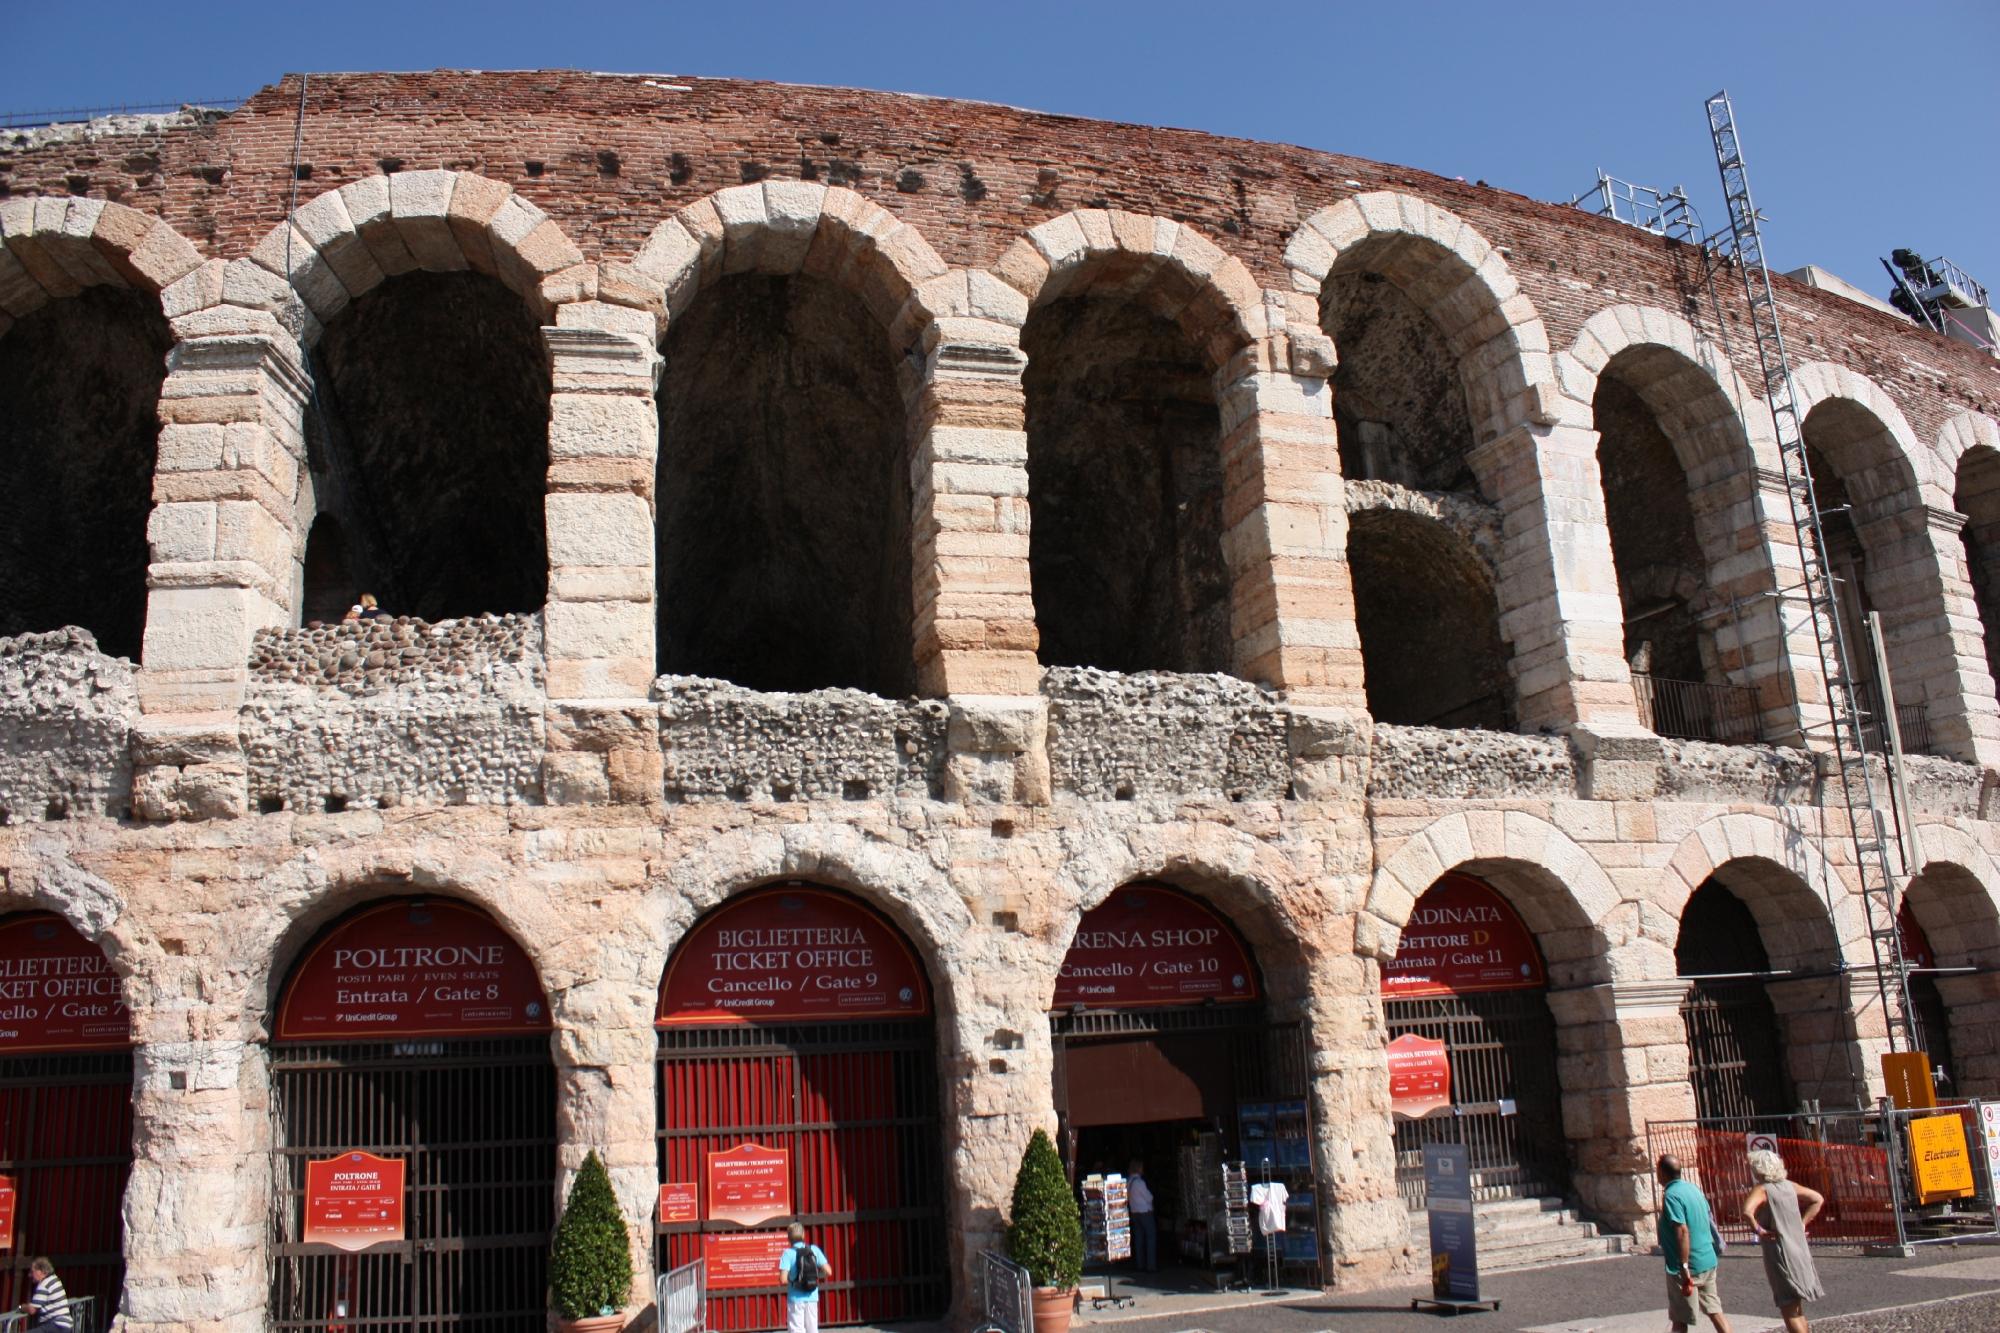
[1647,1102,1998,1250]
[974,1250,1031,1333]
[657,1257,704,1333]
[0,1294,100,1332]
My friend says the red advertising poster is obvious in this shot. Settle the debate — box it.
[1898,900,1936,970]
[658,1181,699,1225]
[0,912,131,1054]
[0,1173,15,1250]
[1052,883,1259,1009]
[1381,874,1546,997]
[276,900,552,1041]
[303,1152,406,1252]
[703,1231,790,1290]
[706,1143,791,1227]
[1387,1034,1452,1118]
[658,884,929,1026]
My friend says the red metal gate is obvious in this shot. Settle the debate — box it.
[0,1050,132,1317]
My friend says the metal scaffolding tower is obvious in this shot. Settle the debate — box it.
[1702,90,1918,1057]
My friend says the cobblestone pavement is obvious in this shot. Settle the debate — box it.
[1059,1245,2000,1333]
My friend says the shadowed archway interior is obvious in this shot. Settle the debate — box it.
[657,273,913,696]
[1024,294,1229,674]
[1349,509,1511,729]
[0,286,170,659]
[309,270,551,622]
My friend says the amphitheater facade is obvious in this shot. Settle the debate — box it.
[2,70,1999,1333]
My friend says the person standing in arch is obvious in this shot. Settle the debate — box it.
[1126,1160,1157,1274]
[1656,1155,1732,1333]
[779,1221,831,1333]
[1743,1149,1824,1333]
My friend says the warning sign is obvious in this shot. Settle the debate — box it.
[1908,1114,1976,1204]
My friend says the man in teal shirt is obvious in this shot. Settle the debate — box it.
[1656,1155,1732,1333]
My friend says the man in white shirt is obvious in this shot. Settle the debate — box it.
[21,1257,72,1332]
[1126,1160,1157,1273]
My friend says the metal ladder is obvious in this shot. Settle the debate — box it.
[1703,90,1917,1056]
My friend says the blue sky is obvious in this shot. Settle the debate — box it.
[7,1,1997,305]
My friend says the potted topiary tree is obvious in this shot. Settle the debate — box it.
[1005,1128,1084,1333]
[549,1150,634,1332]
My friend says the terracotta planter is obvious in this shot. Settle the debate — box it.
[1030,1285,1075,1333]
[558,1315,625,1333]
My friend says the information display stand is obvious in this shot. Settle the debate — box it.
[1411,1140,1499,1316]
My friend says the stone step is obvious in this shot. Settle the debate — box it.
[1405,1192,1631,1272]
[1479,1231,1631,1273]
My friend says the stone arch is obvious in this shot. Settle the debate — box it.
[988,209,1261,370]
[1361,811,1625,984]
[229,170,586,335]
[1789,361,1940,509]
[628,182,950,352]
[1285,191,1556,444]
[0,198,204,332]
[0,854,147,1010]
[1905,825,2000,967]
[1562,305,1770,474]
[1657,813,1861,971]
[1944,413,2000,686]
[1932,409,1999,481]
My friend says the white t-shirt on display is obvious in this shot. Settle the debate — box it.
[1249,1181,1289,1232]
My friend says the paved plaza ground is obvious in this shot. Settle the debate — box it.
[1054,1244,2000,1333]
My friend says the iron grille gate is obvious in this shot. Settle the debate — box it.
[268,1037,556,1332]
[1048,1008,1325,1288]
[1385,993,1567,1208]
[0,1051,132,1319]
[1680,979,1794,1127]
[656,1019,948,1332]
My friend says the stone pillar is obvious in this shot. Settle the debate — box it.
[134,324,311,821]
[1215,351,1365,708]
[1467,422,1643,734]
[1545,980,1699,1238]
[552,985,660,1317]
[1856,505,2000,767]
[1934,972,2000,1099]
[1767,973,1872,1109]
[1312,965,1411,1284]
[1708,468,1823,746]
[121,1000,266,1332]
[909,335,1039,698]
[541,314,665,806]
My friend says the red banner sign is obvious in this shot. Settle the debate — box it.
[706,1143,791,1227]
[303,1152,406,1252]
[0,913,130,1054]
[658,884,929,1026]
[1899,900,1936,970]
[1382,874,1545,997]
[0,1174,15,1250]
[704,1231,791,1290]
[1387,1034,1452,1118]
[1053,884,1259,1010]
[658,1181,699,1225]
[276,900,552,1041]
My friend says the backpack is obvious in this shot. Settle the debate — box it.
[790,1243,820,1294]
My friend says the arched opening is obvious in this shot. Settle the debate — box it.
[656,884,947,1329]
[1323,263,1477,492]
[0,287,170,659]
[1955,445,2000,687]
[1023,280,1230,674]
[657,275,913,695]
[1348,510,1510,729]
[1381,874,1566,1207]
[1895,899,1956,1094]
[307,271,551,622]
[1800,401,1931,751]
[267,897,556,1332]
[1675,879,1794,1123]
[1900,864,2000,1099]
[0,913,133,1325]
[1049,883,1323,1287]
[300,514,357,627]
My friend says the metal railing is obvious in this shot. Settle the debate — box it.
[657,1258,704,1333]
[974,1250,1031,1333]
[1632,673,1763,744]
[1564,171,1705,240]
[1853,679,1934,756]
[0,100,245,130]
[0,1294,100,1332]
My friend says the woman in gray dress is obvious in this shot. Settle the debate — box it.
[1743,1148,1825,1333]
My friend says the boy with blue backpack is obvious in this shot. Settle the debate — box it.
[779,1222,832,1333]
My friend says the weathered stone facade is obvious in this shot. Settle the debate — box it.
[2,71,1999,1332]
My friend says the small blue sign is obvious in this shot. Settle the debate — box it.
[1424,1142,1480,1303]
